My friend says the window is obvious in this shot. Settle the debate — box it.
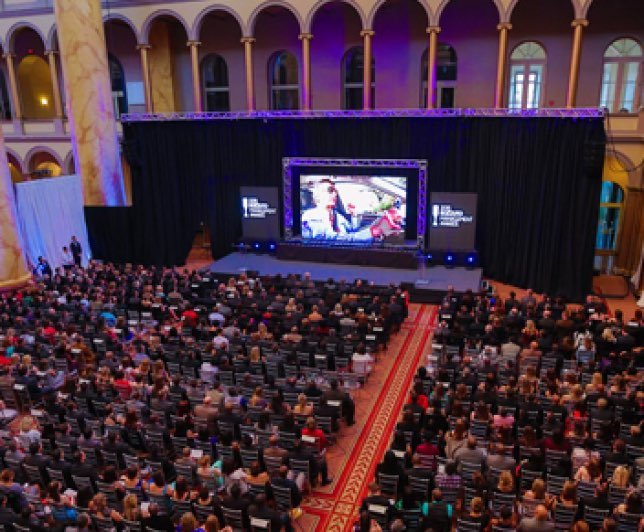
[108,54,127,119]
[268,51,299,110]
[508,42,545,109]
[202,54,230,112]
[0,71,11,120]
[600,38,641,113]
[343,47,374,110]
[595,180,624,252]
[421,43,457,108]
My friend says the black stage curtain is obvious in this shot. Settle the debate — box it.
[85,116,604,300]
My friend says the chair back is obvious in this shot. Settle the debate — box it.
[272,482,294,511]
[377,472,399,497]
[121,518,142,532]
[553,504,578,529]
[289,459,311,481]
[72,475,95,493]
[457,519,482,532]
[583,506,610,529]
[616,512,641,532]
[222,506,245,531]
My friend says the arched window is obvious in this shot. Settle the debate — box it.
[108,54,127,119]
[600,38,642,113]
[596,181,625,253]
[421,43,457,108]
[268,51,299,110]
[343,47,374,110]
[508,41,546,109]
[202,54,230,112]
[0,71,12,120]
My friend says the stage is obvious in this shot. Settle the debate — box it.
[208,252,482,302]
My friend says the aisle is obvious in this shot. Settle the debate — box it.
[297,304,438,532]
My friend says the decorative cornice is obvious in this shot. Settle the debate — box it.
[298,33,313,40]
[360,29,375,38]
[426,26,441,34]
[497,23,512,31]
[121,108,605,123]
[571,19,589,28]
[240,37,256,45]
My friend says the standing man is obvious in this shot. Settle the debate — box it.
[70,236,82,267]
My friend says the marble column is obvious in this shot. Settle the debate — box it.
[4,53,21,120]
[45,50,64,119]
[137,44,153,113]
[53,0,125,206]
[0,131,30,289]
[494,23,512,108]
[426,26,440,109]
[241,37,255,112]
[299,33,312,110]
[566,19,588,108]
[187,41,202,113]
[360,30,374,110]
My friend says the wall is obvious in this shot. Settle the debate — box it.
[439,0,499,108]
[373,0,428,108]
[197,12,245,111]
[310,2,363,110]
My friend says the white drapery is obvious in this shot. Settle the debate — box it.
[15,175,91,270]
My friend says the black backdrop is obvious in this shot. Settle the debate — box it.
[85,116,605,300]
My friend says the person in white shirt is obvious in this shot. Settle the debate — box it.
[61,246,74,270]
[352,346,374,377]
[212,330,229,351]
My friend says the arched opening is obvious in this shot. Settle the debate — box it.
[147,14,192,112]
[7,153,23,183]
[28,150,62,178]
[421,43,457,108]
[438,0,499,108]
[196,10,242,111]
[13,27,54,119]
[509,0,573,108]
[310,1,363,110]
[578,0,643,108]
[508,41,546,109]
[595,155,629,272]
[342,46,374,110]
[600,38,641,113]
[104,18,142,115]
[268,50,299,110]
[372,0,428,108]
[253,6,301,110]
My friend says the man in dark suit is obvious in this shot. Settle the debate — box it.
[360,482,396,527]
[48,448,74,488]
[70,236,82,267]
[249,494,286,532]
[321,379,355,426]
[270,465,302,508]
[23,442,51,484]
[221,483,251,530]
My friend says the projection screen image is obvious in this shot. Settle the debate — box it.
[299,175,407,242]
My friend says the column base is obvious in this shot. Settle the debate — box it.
[0,273,32,292]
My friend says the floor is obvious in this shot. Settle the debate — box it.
[183,246,640,531]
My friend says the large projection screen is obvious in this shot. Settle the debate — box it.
[428,192,478,251]
[299,175,407,243]
[283,158,428,247]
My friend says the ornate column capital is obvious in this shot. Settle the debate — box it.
[187,40,201,48]
[426,26,441,35]
[240,36,256,45]
[299,33,313,41]
[136,44,151,51]
[360,29,375,38]
[571,18,589,28]
[497,23,512,31]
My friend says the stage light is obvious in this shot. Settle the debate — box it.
[444,252,455,268]
[465,252,478,268]
[252,242,261,251]
[267,241,277,252]
[426,253,433,265]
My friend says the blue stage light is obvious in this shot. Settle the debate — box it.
[253,242,261,251]
[267,241,277,252]
[444,252,455,268]
[465,252,478,268]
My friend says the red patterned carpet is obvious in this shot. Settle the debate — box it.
[295,304,438,531]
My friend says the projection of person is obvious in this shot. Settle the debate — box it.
[301,179,361,239]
